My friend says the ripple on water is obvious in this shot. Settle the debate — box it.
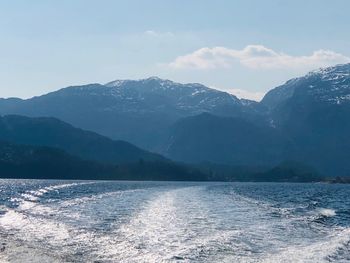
[0,181,350,262]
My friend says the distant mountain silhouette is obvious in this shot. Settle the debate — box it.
[0,77,262,149]
[160,64,350,176]
[0,141,108,179]
[0,140,322,182]
[1,63,350,177]
[0,141,208,181]
[195,161,321,182]
[261,63,350,176]
[0,115,164,164]
[161,113,290,166]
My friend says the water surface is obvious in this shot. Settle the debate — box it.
[0,180,349,262]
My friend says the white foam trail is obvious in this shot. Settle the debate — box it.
[261,227,350,263]
[0,182,155,262]
[13,182,95,212]
[318,208,336,217]
[59,188,145,208]
[0,204,8,212]
[0,182,347,262]
[87,187,204,262]
[0,254,9,263]
[0,181,97,260]
[19,182,94,204]
[0,209,71,245]
[89,186,256,262]
[229,190,337,227]
[0,235,63,263]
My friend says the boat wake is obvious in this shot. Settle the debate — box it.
[0,181,349,262]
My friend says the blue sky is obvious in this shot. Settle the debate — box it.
[1,0,350,100]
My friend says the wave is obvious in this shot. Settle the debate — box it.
[89,186,212,262]
[261,227,350,263]
[228,190,339,229]
[318,208,336,217]
[19,182,94,203]
[0,182,348,262]
[90,186,275,262]
[8,182,96,212]
[0,181,99,261]
[0,182,163,262]
[58,188,146,208]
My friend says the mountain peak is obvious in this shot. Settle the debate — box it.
[144,76,164,81]
[306,63,350,83]
[104,79,128,87]
[310,63,350,75]
[105,76,206,89]
[262,63,350,108]
[105,76,175,88]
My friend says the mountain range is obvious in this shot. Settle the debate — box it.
[0,140,207,181]
[0,77,262,150]
[0,63,350,177]
[261,64,350,176]
[0,115,163,164]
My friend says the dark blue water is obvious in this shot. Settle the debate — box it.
[0,180,350,262]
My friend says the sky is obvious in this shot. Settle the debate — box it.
[1,0,350,101]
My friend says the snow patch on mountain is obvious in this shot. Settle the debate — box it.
[263,63,350,108]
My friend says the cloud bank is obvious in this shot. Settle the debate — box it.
[228,88,265,102]
[169,45,350,70]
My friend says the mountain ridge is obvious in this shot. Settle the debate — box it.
[0,114,164,164]
[0,77,264,149]
[1,63,350,176]
[262,63,350,109]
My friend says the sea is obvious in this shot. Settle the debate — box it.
[0,179,349,262]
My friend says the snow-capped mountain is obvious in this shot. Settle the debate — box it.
[262,63,350,109]
[104,76,243,114]
[306,64,350,104]
[1,65,350,176]
[258,63,350,176]
[0,77,258,149]
[40,77,250,115]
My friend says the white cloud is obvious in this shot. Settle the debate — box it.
[227,88,265,102]
[209,85,265,102]
[169,45,350,70]
[144,30,175,38]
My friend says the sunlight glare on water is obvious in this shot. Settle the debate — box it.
[0,180,350,262]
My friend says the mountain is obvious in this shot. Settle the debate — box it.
[0,141,111,180]
[0,115,164,164]
[249,161,322,182]
[0,141,207,181]
[261,63,350,176]
[0,77,261,150]
[158,63,350,176]
[161,113,291,166]
[262,63,350,110]
[1,64,350,177]
[0,140,323,182]
[195,161,321,182]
